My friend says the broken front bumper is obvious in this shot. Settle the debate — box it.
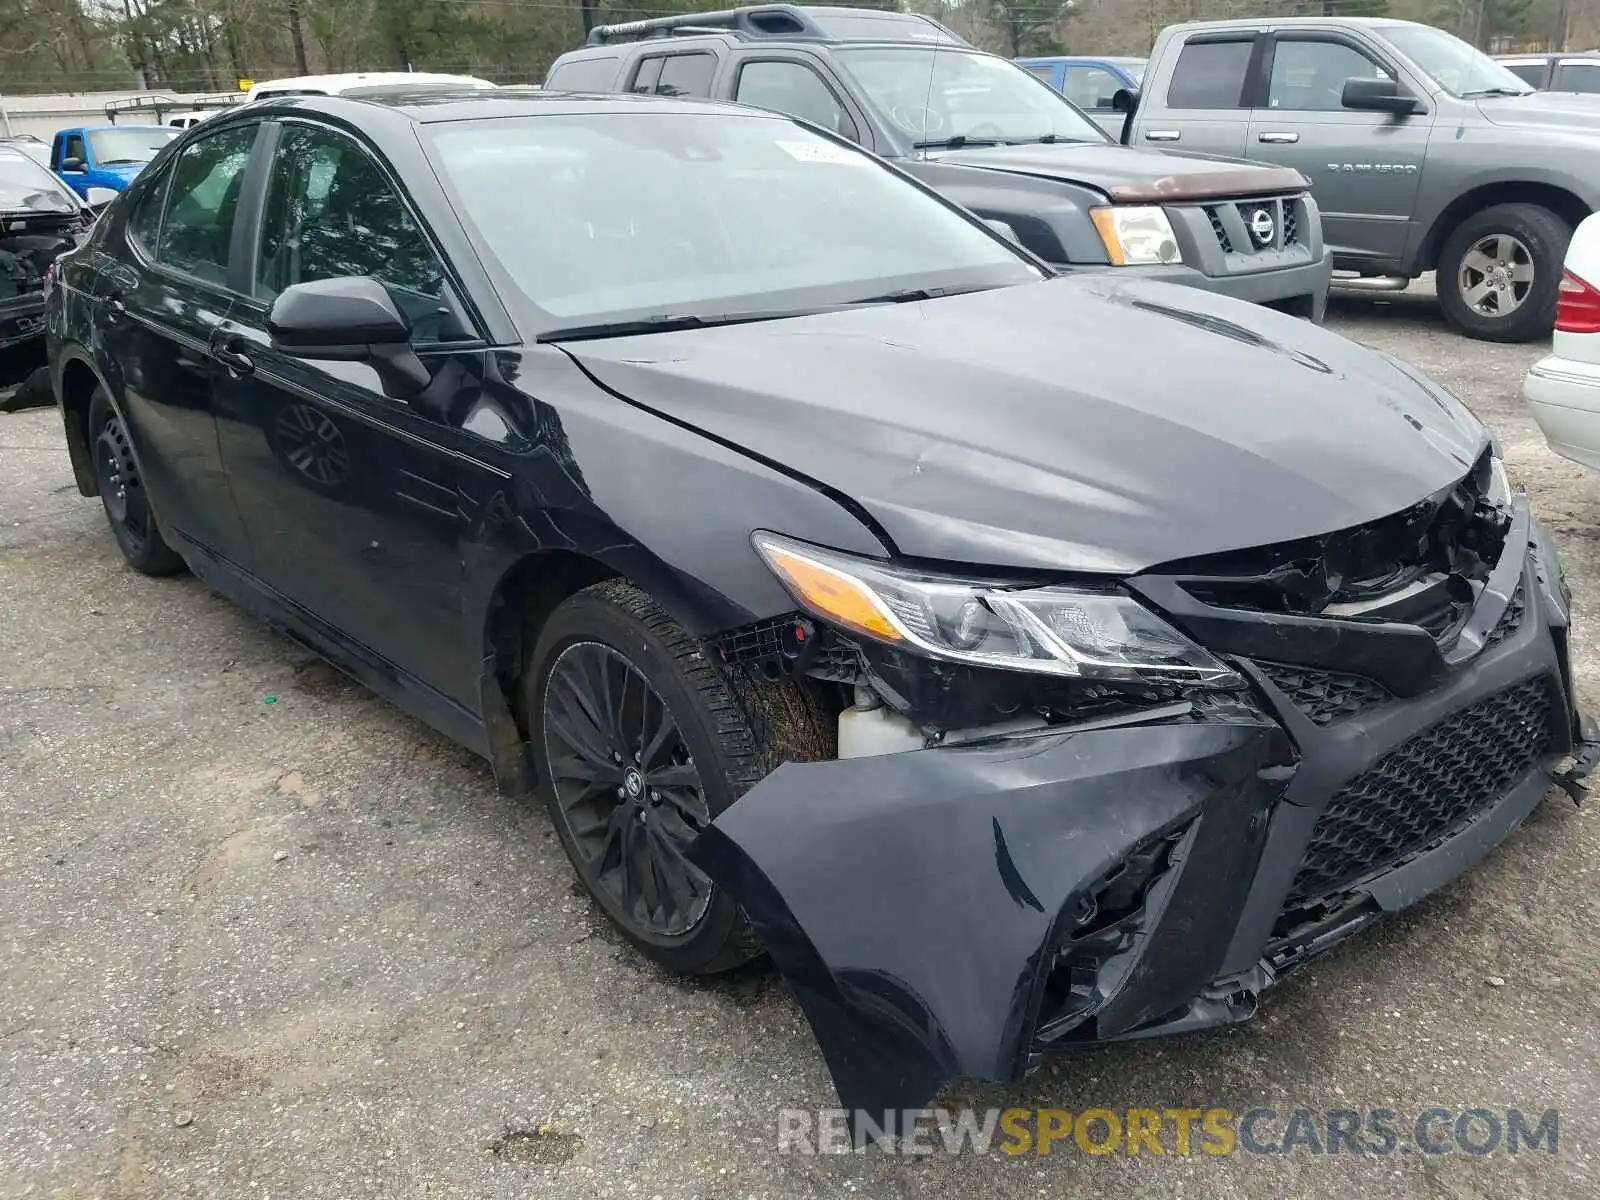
[689,506,1595,1124]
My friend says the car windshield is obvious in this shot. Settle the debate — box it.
[837,46,1112,145]
[1122,60,1146,85]
[1385,25,1535,97]
[426,111,1043,331]
[0,149,80,212]
[88,127,178,166]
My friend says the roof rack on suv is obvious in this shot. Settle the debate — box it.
[585,4,963,47]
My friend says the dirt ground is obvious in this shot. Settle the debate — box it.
[4,283,1600,1199]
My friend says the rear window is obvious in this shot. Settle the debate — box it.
[1555,62,1600,93]
[546,55,622,92]
[1166,39,1253,109]
[1501,62,1548,87]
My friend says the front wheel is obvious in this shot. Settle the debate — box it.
[89,387,185,576]
[1437,203,1571,343]
[527,581,827,975]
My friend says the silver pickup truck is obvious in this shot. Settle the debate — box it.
[1115,17,1600,342]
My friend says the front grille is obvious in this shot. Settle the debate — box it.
[1256,661,1390,726]
[1283,203,1299,246]
[1286,677,1555,906]
[1203,206,1233,253]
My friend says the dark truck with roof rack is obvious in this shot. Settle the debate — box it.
[546,4,1333,320]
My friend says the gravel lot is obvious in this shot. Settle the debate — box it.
[5,283,1600,1199]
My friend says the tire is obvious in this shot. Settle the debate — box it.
[88,387,185,576]
[1437,203,1571,343]
[526,580,828,976]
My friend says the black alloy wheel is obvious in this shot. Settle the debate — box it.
[89,387,184,575]
[542,640,715,940]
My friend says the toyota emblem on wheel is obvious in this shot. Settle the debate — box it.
[1249,208,1276,247]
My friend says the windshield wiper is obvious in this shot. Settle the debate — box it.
[913,135,1005,150]
[98,158,146,166]
[1460,87,1528,98]
[846,283,999,305]
[1014,133,1096,145]
[537,309,806,343]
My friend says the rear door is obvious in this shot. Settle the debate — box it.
[626,50,718,98]
[94,120,264,568]
[1246,32,1432,270]
[1139,33,1258,156]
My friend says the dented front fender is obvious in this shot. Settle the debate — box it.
[688,717,1295,1122]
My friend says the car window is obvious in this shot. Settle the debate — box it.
[127,169,170,251]
[154,123,257,285]
[1501,62,1547,87]
[89,127,178,166]
[734,61,858,140]
[1022,65,1059,85]
[1166,39,1254,109]
[546,55,621,91]
[255,124,446,343]
[1064,65,1127,111]
[1267,40,1392,111]
[653,53,716,97]
[1555,62,1600,93]
[629,57,664,94]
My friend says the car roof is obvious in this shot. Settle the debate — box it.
[1166,15,1418,32]
[246,71,495,97]
[247,87,783,125]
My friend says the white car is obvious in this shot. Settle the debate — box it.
[1525,213,1600,468]
[244,72,496,101]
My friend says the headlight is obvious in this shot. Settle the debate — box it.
[752,533,1240,687]
[1089,205,1181,266]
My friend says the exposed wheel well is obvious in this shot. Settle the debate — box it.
[483,550,621,733]
[1418,182,1590,274]
[57,357,103,497]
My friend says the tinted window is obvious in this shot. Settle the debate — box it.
[63,134,87,166]
[127,170,169,250]
[1267,40,1391,111]
[1555,62,1600,93]
[735,61,857,139]
[154,123,257,284]
[1502,62,1548,87]
[629,57,663,94]
[654,53,716,97]
[427,112,1040,329]
[1166,39,1253,109]
[255,125,446,341]
[546,55,621,91]
[1065,65,1127,111]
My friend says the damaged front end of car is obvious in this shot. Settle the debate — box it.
[686,446,1598,1136]
[0,207,86,354]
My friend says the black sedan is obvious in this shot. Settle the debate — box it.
[47,89,1596,1131]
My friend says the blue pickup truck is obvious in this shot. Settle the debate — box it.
[1014,55,1145,134]
[49,124,177,202]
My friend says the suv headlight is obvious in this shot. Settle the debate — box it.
[1089,205,1181,266]
[753,533,1240,687]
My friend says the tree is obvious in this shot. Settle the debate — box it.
[987,0,1073,57]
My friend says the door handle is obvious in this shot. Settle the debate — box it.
[210,326,255,377]
[1144,129,1181,142]
[1258,131,1300,144]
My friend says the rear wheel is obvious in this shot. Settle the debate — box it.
[526,581,827,975]
[89,387,184,576]
[1438,203,1571,343]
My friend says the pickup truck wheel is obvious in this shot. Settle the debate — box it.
[1438,204,1571,343]
[526,581,800,976]
[89,387,185,576]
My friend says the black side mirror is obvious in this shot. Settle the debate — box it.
[1341,76,1423,115]
[61,157,85,172]
[1112,87,1140,145]
[266,276,430,399]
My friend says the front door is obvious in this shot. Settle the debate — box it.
[96,121,263,567]
[1246,34,1432,271]
[213,121,481,703]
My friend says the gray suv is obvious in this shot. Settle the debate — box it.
[547,4,1333,320]
[1121,17,1600,342]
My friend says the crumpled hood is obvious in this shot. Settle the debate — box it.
[923,141,1308,201]
[565,276,1487,574]
[1475,91,1600,131]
